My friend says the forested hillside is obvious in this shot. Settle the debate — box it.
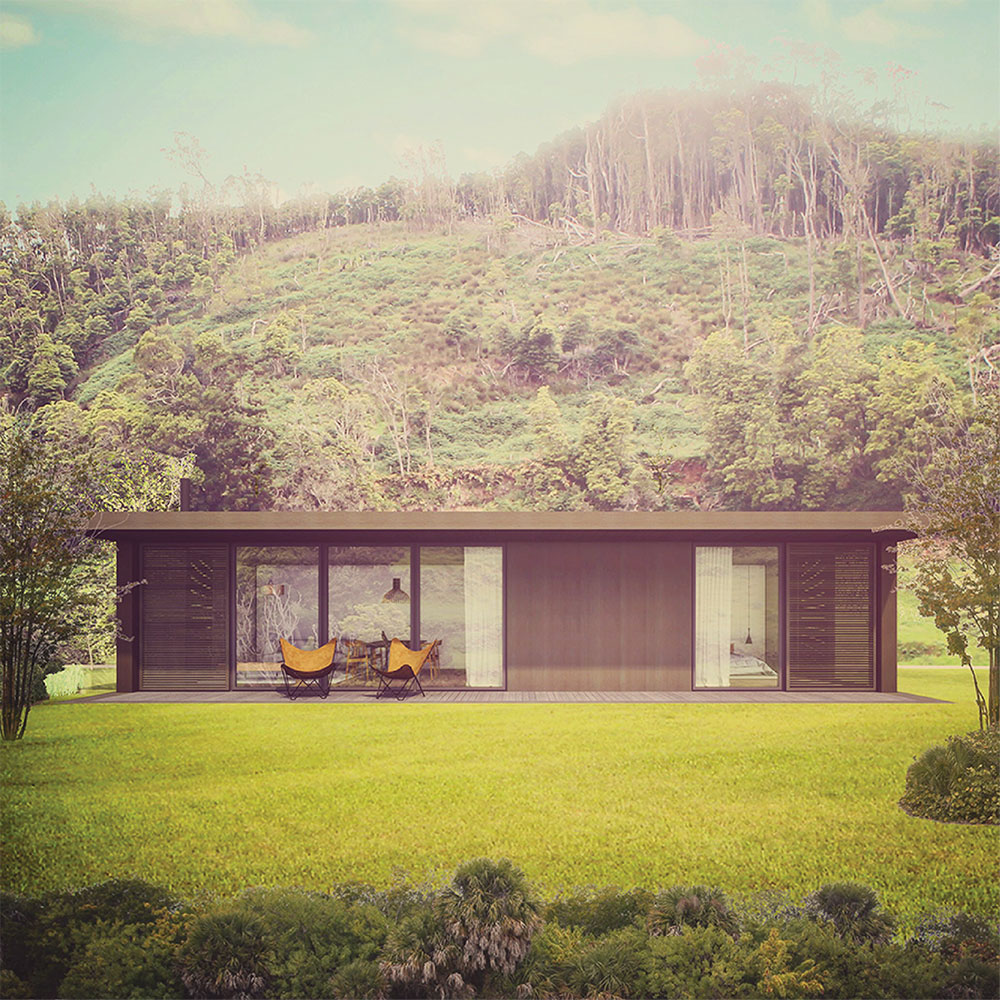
[2,84,997,513]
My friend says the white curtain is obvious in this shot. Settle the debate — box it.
[463,547,503,687]
[695,547,732,687]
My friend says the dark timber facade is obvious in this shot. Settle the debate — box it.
[92,512,911,695]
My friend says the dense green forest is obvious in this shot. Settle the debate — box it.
[2,84,998,514]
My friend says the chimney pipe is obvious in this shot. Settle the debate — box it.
[180,478,192,512]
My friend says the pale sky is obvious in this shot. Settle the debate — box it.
[1,0,997,208]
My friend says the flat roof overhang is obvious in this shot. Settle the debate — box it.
[88,510,916,545]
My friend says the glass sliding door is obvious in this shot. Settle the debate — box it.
[695,545,779,688]
[420,546,503,689]
[329,546,411,687]
[236,547,319,688]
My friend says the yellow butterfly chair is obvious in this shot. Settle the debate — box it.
[279,638,338,699]
[373,638,435,700]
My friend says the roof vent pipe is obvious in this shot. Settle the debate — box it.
[179,478,192,512]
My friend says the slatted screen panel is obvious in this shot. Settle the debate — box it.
[141,546,230,690]
[787,544,874,690]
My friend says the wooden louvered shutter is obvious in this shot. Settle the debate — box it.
[787,544,874,690]
[141,546,229,690]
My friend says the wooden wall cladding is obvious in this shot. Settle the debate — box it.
[505,541,692,690]
[786,543,874,690]
[140,546,230,690]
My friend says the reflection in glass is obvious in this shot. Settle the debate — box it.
[420,546,503,689]
[695,546,779,689]
[329,547,411,685]
[236,547,319,688]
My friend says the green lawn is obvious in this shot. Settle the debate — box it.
[2,669,996,931]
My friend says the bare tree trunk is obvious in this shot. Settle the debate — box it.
[866,214,908,320]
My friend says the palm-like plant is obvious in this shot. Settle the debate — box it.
[177,910,271,999]
[804,882,896,944]
[438,858,541,981]
[646,885,739,937]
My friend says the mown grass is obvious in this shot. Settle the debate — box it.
[1,670,995,932]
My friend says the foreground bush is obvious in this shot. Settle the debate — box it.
[1,868,997,999]
[0,878,180,999]
[900,729,1000,825]
[543,885,654,935]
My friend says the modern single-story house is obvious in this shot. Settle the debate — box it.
[91,511,912,695]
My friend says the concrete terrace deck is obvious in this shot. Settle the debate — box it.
[77,689,945,704]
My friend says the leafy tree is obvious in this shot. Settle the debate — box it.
[0,418,100,739]
[524,386,582,510]
[865,340,957,494]
[684,323,800,509]
[578,393,635,508]
[509,318,560,381]
[898,392,999,728]
[26,337,68,406]
[791,325,877,504]
[262,311,301,377]
[528,386,571,466]
[953,293,999,401]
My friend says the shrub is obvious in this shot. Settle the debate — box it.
[910,909,1000,1000]
[0,892,41,985]
[176,909,272,999]
[547,924,651,998]
[44,664,89,698]
[911,908,1000,965]
[329,877,435,924]
[544,885,654,935]
[61,877,177,926]
[803,883,896,944]
[0,969,32,999]
[1,879,177,998]
[778,917,948,1000]
[646,884,739,937]
[57,911,188,999]
[233,887,387,999]
[744,927,825,999]
[902,729,1000,825]
[645,923,747,998]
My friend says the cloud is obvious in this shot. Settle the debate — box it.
[44,0,312,46]
[799,0,942,46]
[840,4,933,44]
[0,14,40,49]
[394,0,709,65]
[799,0,834,32]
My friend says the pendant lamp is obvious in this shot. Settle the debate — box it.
[744,567,753,645]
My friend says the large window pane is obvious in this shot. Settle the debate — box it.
[237,547,318,688]
[420,546,503,689]
[329,546,410,687]
[695,545,779,689]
